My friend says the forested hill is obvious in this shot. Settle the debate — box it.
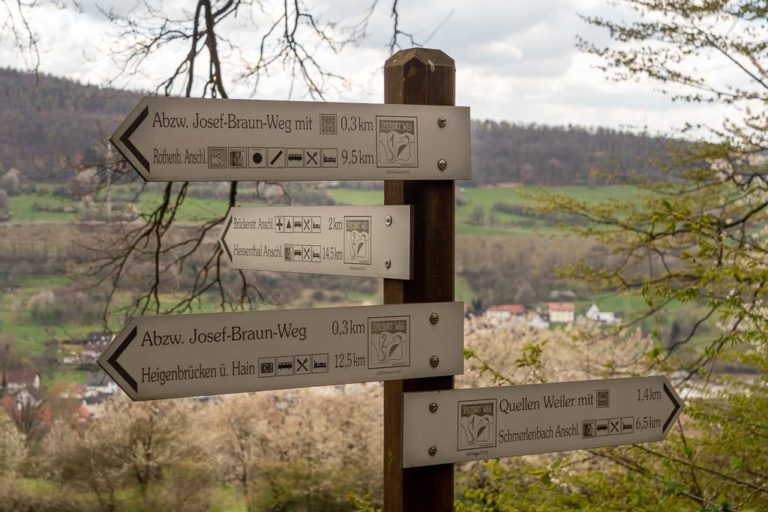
[0,68,139,180]
[1,68,673,184]
[470,120,673,185]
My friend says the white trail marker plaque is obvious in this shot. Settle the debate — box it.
[111,97,470,182]
[99,302,463,401]
[402,376,683,468]
[221,205,412,279]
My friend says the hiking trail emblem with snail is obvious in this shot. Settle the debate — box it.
[367,316,410,369]
[376,117,418,167]
[344,217,371,265]
[458,400,497,451]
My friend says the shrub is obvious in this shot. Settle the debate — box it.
[0,169,21,196]
[27,288,103,326]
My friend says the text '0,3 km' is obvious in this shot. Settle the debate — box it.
[98,302,465,401]
[110,96,471,182]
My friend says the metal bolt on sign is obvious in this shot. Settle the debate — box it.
[385,215,393,226]
[437,159,448,171]
[430,312,440,325]
[430,355,440,368]
[428,445,438,456]
[429,402,439,413]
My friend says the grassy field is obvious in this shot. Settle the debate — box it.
[328,188,383,206]
[574,291,716,350]
[455,275,478,304]
[328,184,648,237]
[0,271,385,385]
[7,184,646,232]
[6,184,258,223]
[7,192,78,222]
[5,183,715,386]
[14,479,248,512]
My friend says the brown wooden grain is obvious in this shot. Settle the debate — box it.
[383,48,456,512]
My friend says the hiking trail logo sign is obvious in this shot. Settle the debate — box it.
[402,376,683,467]
[220,205,412,279]
[376,116,418,167]
[99,302,465,401]
[458,399,497,451]
[368,316,410,369]
[111,97,470,181]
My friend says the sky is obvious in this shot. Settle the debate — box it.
[0,0,735,136]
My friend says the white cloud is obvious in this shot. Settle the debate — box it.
[0,0,741,136]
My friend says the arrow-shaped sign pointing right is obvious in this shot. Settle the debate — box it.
[662,381,682,433]
[402,375,684,468]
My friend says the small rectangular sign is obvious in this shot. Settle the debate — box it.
[99,302,464,401]
[402,376,683,467]
[111,96,471,181]
[221,205,412,279]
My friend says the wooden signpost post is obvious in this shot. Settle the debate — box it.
[383,48,457,512]
[108,47,682,512]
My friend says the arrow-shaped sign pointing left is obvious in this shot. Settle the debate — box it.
[109,96,471,182]
[111,103,151,180]
[220,215,233,262]
[102,326,138,392]
[97,302,464,401]
[220,205,413,279]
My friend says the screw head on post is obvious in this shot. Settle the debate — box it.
[384,258,392,269]
[437,117,447,128]
[428,445,438,456]
[429,355,440,368]
[429,312,439,325]
[385,215,392,226]
[437,159,448,171]
[429,402,439,413]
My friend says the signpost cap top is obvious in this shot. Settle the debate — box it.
[385,48,455,70]
[384,48,455,106]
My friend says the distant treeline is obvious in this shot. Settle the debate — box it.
[470,120,678,185]
[1,67,678,185]
[0,67,139,181]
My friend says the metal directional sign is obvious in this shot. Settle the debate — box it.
[111,97,471,182]
[402,376,683,468]
[220,205,412,279]
[98,302,463,401]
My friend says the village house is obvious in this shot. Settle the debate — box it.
[66,331,112,346]
[528,312,550,330]
[548,302,575,323]
[585,304,622,325]
[1,369,40,394]
[81,340,109,363]
[82,371,117,417]
[485,304,525,321]
[1,370,43,409]
[85,371,117,396]
[61,349,79,365]
[83,394,108,417]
